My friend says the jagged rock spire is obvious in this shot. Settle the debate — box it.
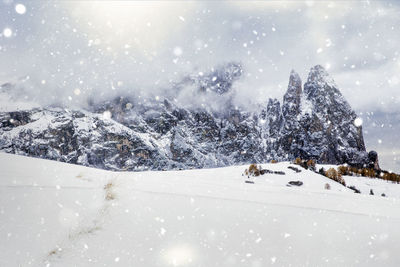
[304,65,338,100]
[296,65,366,163]
[288,69,302,91]
[266,98,283,138]
[282,70,302,120]
[304,65,352,116]
[306,65,331,83]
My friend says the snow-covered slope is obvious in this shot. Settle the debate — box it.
[1,153,400,266]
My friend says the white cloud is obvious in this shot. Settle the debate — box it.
[0,1,399,112]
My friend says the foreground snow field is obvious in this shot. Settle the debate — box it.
[1,153,400,266]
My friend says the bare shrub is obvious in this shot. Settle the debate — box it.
[104,182,116,201]
[325,168,346,186]
[248,164,261,177]
[306,159,316,170]
[338,166,349,176]
[245,164,263,177]
[294,157,302,165]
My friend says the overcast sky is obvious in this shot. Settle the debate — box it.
[0,0,399,170]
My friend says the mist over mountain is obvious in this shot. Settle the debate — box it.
[0,64,379,172]
[1,1,400,113]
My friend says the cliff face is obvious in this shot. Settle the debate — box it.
[0,65,370,171]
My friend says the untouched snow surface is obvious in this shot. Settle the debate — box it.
[1,153,400,266]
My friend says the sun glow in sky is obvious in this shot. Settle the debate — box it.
[65,1,194,52]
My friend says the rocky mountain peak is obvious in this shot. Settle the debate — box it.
[288,70,302,90]
[304,65,352,116]
[265,98,283,138]
[306,65,330,83]
[304,65,338,98]
[185,62,243,95]
[283,65,366,164]
[282,70,302,120]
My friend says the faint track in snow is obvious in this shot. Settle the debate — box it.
[123,187,400,220]
[0,185,99,190]
[42,176,119,266]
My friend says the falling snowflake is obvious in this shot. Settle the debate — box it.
[15,3,27,15]
[325,63,331,69]
[3,28,12,38]
[73,88,81,96]
[103,111,112,120]
[160,227,166,236]
[325,39,332,47]
[173,47,183,56]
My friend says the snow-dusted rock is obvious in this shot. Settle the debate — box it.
[0,64,372,171]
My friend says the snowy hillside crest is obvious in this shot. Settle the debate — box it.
[0,64,373,171]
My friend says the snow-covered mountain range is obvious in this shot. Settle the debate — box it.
[0,64,375,171]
